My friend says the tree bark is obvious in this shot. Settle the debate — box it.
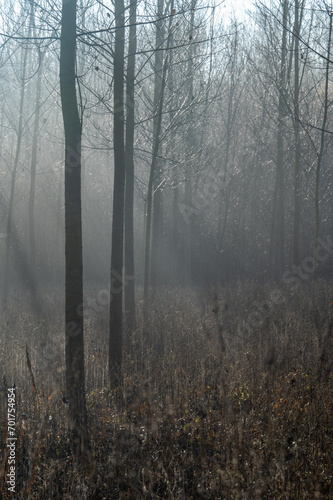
[143,3,173,328]
[313,12,332,281]
[269,0,288,280]
[150,0,165,290]
[2,21,30,305]
[124,0,137,333]
[183,0,196,286]
[109,0,126,389]
[292,0,303,267]
[60,0,87,453]
[168,23,179,286]
[29,51,44,305]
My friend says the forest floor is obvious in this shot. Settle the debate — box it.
[0,280,333,499]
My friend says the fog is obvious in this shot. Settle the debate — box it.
[1,0,333,497]
[1,1,333,300]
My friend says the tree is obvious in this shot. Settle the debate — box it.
[313,10,332,281]
[2,2,31,305]
[183,0,197,286]
[109,0,126,389]
[29,1,45,304]
[269,0,288,280]
[124,0,137,333]
[168,10,180,286]
[150,0,165,290]
[143,0,173,329]
[292,0,302,266]
[60,0,87,454]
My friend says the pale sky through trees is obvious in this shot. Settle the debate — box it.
[222,0,253,18]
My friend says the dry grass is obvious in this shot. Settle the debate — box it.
[0,280,333,498]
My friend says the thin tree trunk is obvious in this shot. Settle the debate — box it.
[29,51,44,303]
[168,31,179,285]
[313,12,332,281]
[124,0,137,333]
[54,170,63,285]
[292,0,303,267]
[143,4,173,328]
[151,180,163,288]
[269,0,288,280]
[2,33,30,305]
[109,0,126,389]
[143,71,167,328]
[150,0,164,290]
[217,37,237,263]
[60,0,87,453]
[183,0,196,286]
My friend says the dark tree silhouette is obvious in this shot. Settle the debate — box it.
[109,0,126,389]
[60,0,87,453]
[124,0,137,333]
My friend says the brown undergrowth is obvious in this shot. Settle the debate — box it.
[0,280,333,498]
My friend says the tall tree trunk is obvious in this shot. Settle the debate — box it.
[313,12,332,281]
[143,69,167,329]
[150,0,164,290]
[124,0,137,333]
[269,0,288,280]
[2,22,30,305]
[168,24,179,286]
[109,0,126,389]
[29,51,44,304]
[292,0,301,266]
[183,0,196,286]
[143,4,173,328]
[54,170,63,285]
[217,33,238,265]
[171,171,179,285]
[292,0,304,267]
[60,0,87,453]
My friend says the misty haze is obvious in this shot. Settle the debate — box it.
[1,0,333,498]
